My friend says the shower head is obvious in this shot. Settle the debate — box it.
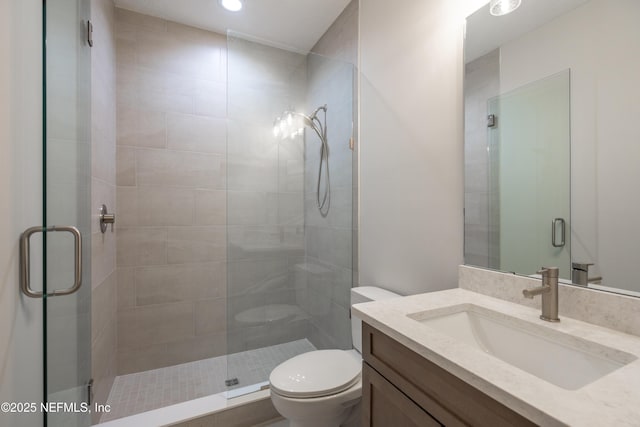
[308,104,327,121]
[272,105,327,141]
[272,105,331,217]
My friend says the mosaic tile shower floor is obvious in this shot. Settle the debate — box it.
[101,339,315,422]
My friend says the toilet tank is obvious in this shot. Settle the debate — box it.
[351,286,401,353]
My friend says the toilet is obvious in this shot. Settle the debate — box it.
[269,286,400,427]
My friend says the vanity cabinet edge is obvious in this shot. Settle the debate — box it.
[361,322,536,427]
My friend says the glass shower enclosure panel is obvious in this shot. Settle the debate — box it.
[225,33,355,395]
[43,0,92,426]
[488,70,571,278]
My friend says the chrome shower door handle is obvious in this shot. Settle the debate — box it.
[20,225,83,298]
[551,218,566,248]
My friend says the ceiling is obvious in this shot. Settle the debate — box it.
[113,0,352,52]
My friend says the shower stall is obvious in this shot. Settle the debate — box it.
[13,0,360,424]
[96,7,357,423]
[37,0,357,422]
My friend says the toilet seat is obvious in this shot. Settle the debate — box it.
[270,350,361,399]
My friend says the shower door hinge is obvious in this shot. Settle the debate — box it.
[87,20,94,47]
[349,137,355,151]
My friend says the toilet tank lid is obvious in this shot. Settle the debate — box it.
[351,286,401,305]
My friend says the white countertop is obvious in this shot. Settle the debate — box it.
[352,288,640,426]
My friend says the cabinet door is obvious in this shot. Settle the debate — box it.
[362,363,441,427]
[363,323,536,427]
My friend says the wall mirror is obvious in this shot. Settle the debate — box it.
[464,0,640,297]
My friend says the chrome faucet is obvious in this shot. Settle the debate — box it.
[523,267,560,322]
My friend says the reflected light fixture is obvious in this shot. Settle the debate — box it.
[489,0,522,16]
[220,0,243,12]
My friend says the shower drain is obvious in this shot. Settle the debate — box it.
[225,378,239,386]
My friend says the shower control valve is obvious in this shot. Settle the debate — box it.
[99,204,116,233]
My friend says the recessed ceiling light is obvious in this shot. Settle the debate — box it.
[220,0,243,12]
[489,0,522,16]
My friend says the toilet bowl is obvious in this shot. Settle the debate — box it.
[270,349,362,427]
[269,287,400,427]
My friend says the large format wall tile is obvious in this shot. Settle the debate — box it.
[116,108,166,148]
[136,150,226,189]
[115,9,229,373]
[134,262,226,306]
[116,146,136,186]
[194,190,227,226]
[118,302,195,350]
[136,187,196,226]
[114,3,357,375]
[166,113,226,153]
[195,298,227,336]
[167,226,227,264]
[116,227,167,266]
[227,191,278,226]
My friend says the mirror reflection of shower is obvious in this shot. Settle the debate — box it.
[273,105,330,216]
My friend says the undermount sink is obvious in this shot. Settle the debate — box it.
[408,304,636,390]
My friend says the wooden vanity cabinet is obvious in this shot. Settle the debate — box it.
[361,323,536,427]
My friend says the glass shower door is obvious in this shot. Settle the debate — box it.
[43,0,92,425]
[489,70,571,279]
[225,32,355,396]
[225,33,311,396]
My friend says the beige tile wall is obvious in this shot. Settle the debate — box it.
[91,0,118,421]
[114,8,228,374]
[113,4,356,375]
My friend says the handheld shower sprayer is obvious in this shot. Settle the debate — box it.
[273,105,330,216]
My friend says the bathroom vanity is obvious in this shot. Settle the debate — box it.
[361,322,534,426]
[354,283,640,426]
